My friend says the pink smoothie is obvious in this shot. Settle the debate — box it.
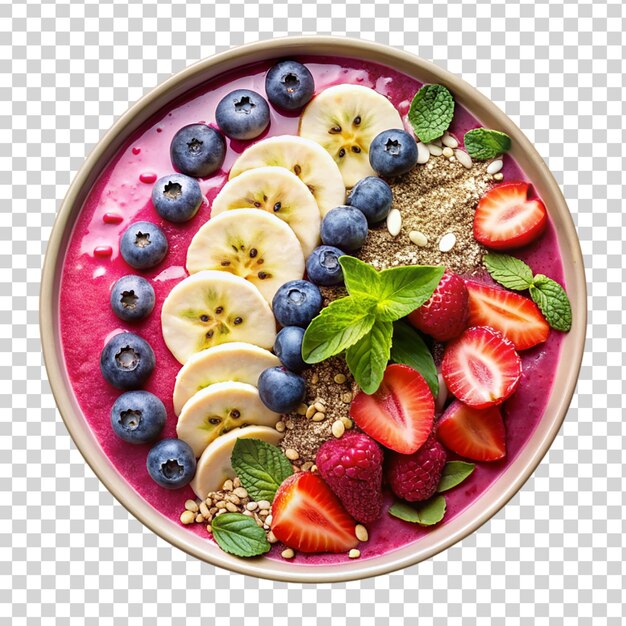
[59,56,565,565]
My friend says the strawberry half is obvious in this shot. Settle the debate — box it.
[465,280,550,350]
[270,472,358,553]
[350,364,434,454]
[474,182,547,250]
[441,326,522,408]
[437,400,506,461]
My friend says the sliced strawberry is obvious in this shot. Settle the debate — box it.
[350,364,434,454]
[474,182,547,250]
[465,280,550,350]
[437,400,506,462]
[270,472,358,553]
[441,326,522,408]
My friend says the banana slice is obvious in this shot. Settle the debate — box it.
[173,342,280,416]
[211,167,321,258]
[161,270,276,364]
[177,381,280,458]
[186,209,305,303]
[229,135,345,216]
[299,84,403,188]
[191,425,284,500]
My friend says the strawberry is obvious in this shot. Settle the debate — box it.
[465,280,550,350]
[270,472,358,553]
[437,400,506,461]
[474,182,547,250]
[407,269,469,341]
[441,326,522,408]
[350,364,434,455]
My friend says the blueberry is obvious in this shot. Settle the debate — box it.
[321,206,368,251]
[274,326,306,373]
[272,279,323,328]
[305,245,345,286]
[110,275,155,322]
[170,124,226,178]
[151,173,203,223]
[258,367,306,413]
[265,60,315,111]
[120,221,168,270]
[215,89,270,141]
[346,176,393,225]
[147,438,196,489]
[369,129,418,178]
[110,390,166,444]
[100,332,155,390]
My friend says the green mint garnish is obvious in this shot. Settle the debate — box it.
[301,295,376,364]
[345,319,393,394]
[483,253,572,332]
[436,461,475,493]
[210,512,271,558]
[483,253,534,291]
[302,257,444,394]
[388,495,447,526]
[529,275,572,332]
[408,84,455,144]
[390,321,439,397]
[231,438,293,502]
[464,128,512,160]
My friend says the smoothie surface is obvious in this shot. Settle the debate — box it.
[59,57,565,564]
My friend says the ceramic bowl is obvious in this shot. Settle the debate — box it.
[40,37,586,583]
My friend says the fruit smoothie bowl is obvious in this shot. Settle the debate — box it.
[41,37,585,583]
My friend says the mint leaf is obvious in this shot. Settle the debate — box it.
[231,438,293,502]
[529,275,572,332]
[210,513,271,557]
[408,84,455,143]
[436,461,475,493]
[388,495,446,526]
[390,321,438,397]
[464,128,512,160]
[302,296,376,363]
[483,253,534,291]
[345,319,393,394]
[376,265,445,321]
[339,256,381,299]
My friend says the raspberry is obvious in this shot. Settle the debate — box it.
[386,434,447,502]
[407,270,469,342]
[315,431,384,524]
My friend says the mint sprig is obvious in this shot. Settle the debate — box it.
[302,257,444,394]
[390,321,439,397]
[408,84,455,144]
[231,438,293,503]
[388,495,446,526]
[464,128,512,160]
[483,253,572,332]
[436,461,475,493]
[210,513,271,557]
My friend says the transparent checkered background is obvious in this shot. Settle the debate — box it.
[1,0,624,623]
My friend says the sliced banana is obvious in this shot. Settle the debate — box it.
[186,209,305,303]
[299,84,403,188]
[191,425,284,500]
[173,342,280,416]
[176,381,280,458]
[229,135,345,216]
[161,270,276,364]
[211,166,321,258]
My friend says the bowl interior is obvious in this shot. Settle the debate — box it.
[41,37,586,583]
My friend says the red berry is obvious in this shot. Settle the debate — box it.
[386,434,447,502]
[316,432,384,524]
[473,182,547,250]
[442,326,522,408]
[407,270,469,341]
